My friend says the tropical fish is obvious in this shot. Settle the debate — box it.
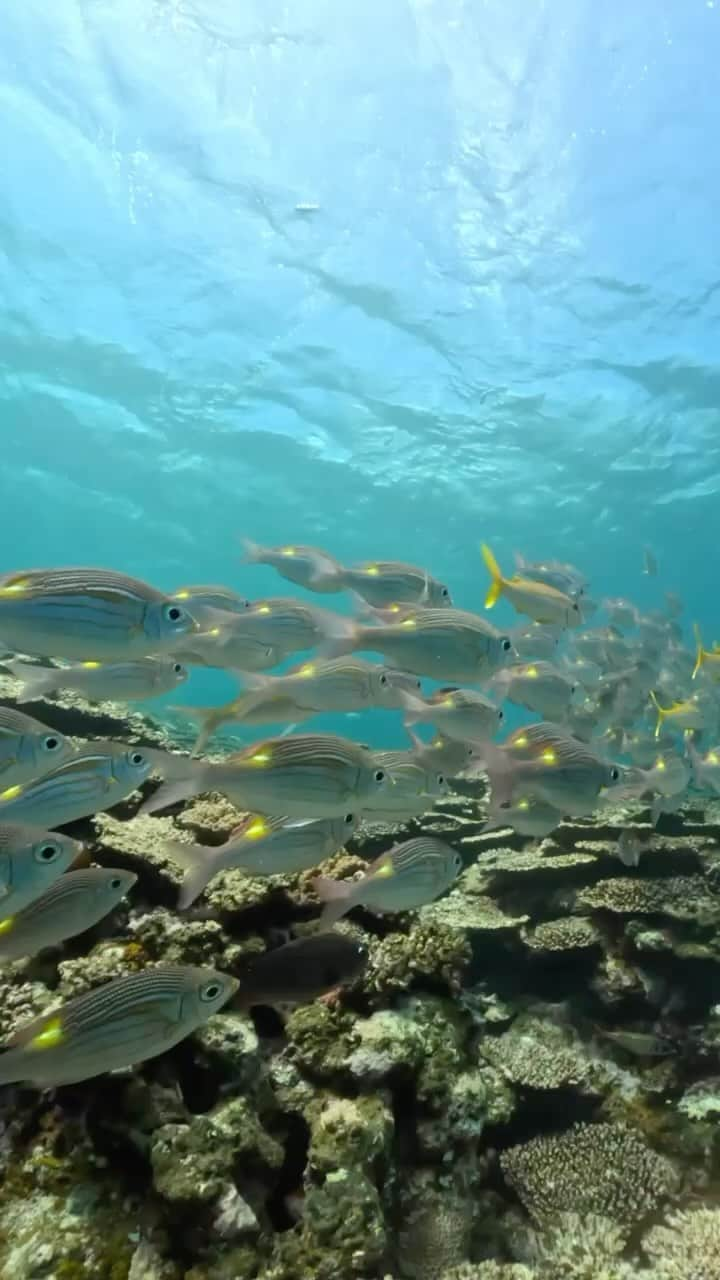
[398,685,502,742]
[406,731,485,779]
[140,734,393,820]
[510,623,561,662]
[603,598,638,629]
[481,545,582,627]
[171,585,252,613]
[358,748,450,821]
[241,540,344,593]
[0,568,198,661]
[167,812,359,908]
[184,658,421,752]
[617,754,689,801]
[234,933,368,1007]
[6,658,188,704]
[338,561,451,608]
[0,742,156,829]
[0,827,82,921]
[692,625,720,681]
[643,547,658,576]
[616,830,643,868]
[327,607,513,683]
[491,661,578,721]
[687,741,720,795]
[208,597,355,658]
[513,553,588,597]
[649,690,709,738]
[0,706,75,789]
[482,723,622,815]
[0,965,237,1088]
[313,837,462,926]
[0,867,137,961]
[482,794,564,838]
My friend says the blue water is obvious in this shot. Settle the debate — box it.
[2,0,719,744]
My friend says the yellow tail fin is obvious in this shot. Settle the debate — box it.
[693,624,704,680]
[650,689,667,738]
[481,543,504,609]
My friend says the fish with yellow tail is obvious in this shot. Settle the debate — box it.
[312,837,462,926]
[481,545,582,627]
[692,625,720,680]
[649,690,709,738]
[0,964,237,1088]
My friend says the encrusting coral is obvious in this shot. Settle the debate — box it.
[5,685,720,1277]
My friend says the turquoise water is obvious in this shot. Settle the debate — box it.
[2,1,719,743]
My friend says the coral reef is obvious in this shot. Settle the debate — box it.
[4,685,720,1277]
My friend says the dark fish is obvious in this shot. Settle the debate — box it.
[0,867,137,961]
[234,933,368,1007]
[0,964,238,1087]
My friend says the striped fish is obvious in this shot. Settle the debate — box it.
[0,568,198,660]
[167,811,359,908]
[6,657,188,704]
[0,866,137,961]
[183,659,422,751]
[483,723,622,815]
[141,733,392,819]
[210,597,355,656]
[313,837,462,926]
[339,560,451,608]
[0,706,75,788]
[0,964,238,1087]
[0,826,82,920]
[0,741,155,829]
[171,585,252,614]
[399,685,503,742]
[241,540,344,593]
[359,749,450,821]
[328,608,514,682]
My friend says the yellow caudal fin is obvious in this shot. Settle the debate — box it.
[650,690,667,738]
[481,543,504,609]
[693,623,704,680]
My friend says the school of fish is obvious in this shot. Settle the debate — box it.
[0,541,712,1087]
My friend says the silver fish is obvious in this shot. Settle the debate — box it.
[210,597,355,656]
[184,658,421,751]
[171,585,252,613]
[687,741,720,795]
[359,749,449,821]
[0,706,75,788]
[0,867,137,961]
[6,658,188,704]
[483,723,622,815]
[167,812,359,908]
[482,794,564,838]
[603,598,638,629]
[313,837,462,926]
[617,754,689,801]
[617,831,643,868]
[0,742,156,829]
[331,607,513,682]
[492,661,577,721]
[513,552,588,597]
[398,686,503,742]
[510,623,562,662]
[0,826,82,920]
[339,561,451,608]
[0,964,238,1088]
[0,568,198,660]
[141,734,393,820]
[241,540,344,593]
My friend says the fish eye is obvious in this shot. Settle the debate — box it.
[497,709,504,720]
[572,602,580,612]
[610,767,620,781]
[163,604,186,624]
[344,813,355,824]
[130,751,146,767]
[173,663,184,675]
[374,769,385,783]
[441,587,450,598]
[379,674,388,685]
[35,841,61,864]
[42,736,60,753]
[110,876,123,890]
[437,775,445,787]
[201,980,222,1002]
[502,638,512,652]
